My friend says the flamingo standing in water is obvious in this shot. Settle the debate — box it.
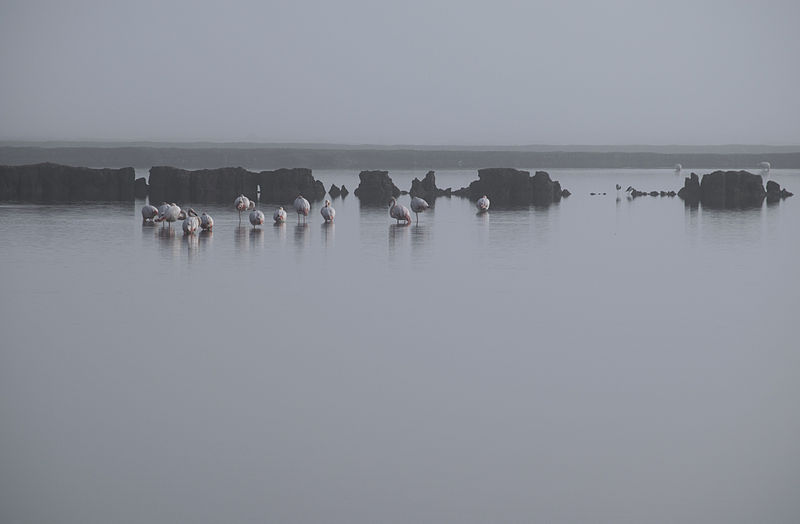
[249,205,265,229]
[389,197,412,225]
[294,195,310,223]
[273,206,287,224]
[156,203,182,228]
[141,204,158,223]
[182,208,200,234]
[320,200,335,223]
[235,195,251,224]
[409,196,429,224]
[200,212,214,231]
[476,195,490,212]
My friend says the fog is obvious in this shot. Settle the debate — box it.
[1,0,799,144]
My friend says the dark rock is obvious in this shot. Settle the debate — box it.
[134,177,148,198]
[340,184,349,197]
[354,170,400,204]
[0,162,134,201]
[409,170,450,202]
[257,168,325,203]
[781,189,793,198]
[561,189,571,197]
[699,170,765,208]
[677,173,701,204]
[649,191,659,196]
[766,180,794,202]
[329,184,341,198]
[457,168,567,205]
[149,166,258,203]
[590,192,596,196]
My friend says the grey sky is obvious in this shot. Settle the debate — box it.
[1,0,799,145]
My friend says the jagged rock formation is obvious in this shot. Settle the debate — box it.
[354,170,400,204]
[766,180,794,203]
[134,177,148,198]
[149,166,257,203]
[409,170,451,202]
[256,168,325,203]
[453,168,568,205]
[678,170,780,208]
[0,162,134,201]
[329,184,341,198]
[340,184,349,197]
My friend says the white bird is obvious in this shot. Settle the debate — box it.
[760,161,771,179]
[409,196,429,223]
[320,199,335,223]
[294,195,310,223]
[249,206,265,229]
[156,202,170,227]
[182,208,200,234]
[477,195,490,212]
[141,204,158,223]
[200,212,214,231]
[235,194,251,223]
[156,203,182,228]
[273,206,287,224]
[674,163,683,174]
[389,197,412,224]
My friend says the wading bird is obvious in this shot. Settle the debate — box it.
[273,206,287,224]
[477,195,490,212]
[141,204,158,223]
[200,212,214,231]
[249,206,265,229]
[182,208,200,234]
[156,203,182,228]
[389,197,412,225]
[294,195,310,223]
[320,200,335,223]
[235,195,251,223]
[410,196,429,224]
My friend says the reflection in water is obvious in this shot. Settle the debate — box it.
[234,225,248,252]
[155,226,181,258]
[182,233,199,260]
[294,223,310,249]
[249,228,264,249]
[272,222,287,244]
[321,222,335,247]
[410,223,429,248]
[388,223,409,253]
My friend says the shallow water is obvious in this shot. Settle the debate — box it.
[1,169,799,524]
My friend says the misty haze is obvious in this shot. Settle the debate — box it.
[1,1,799,524]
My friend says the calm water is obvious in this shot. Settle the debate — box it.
[1,168,799,524]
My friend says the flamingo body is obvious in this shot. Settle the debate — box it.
[477,195,490,212]
[273,207,287,223]
[200,212,214,231]
[294,196,310,222]
[249,209,265,228]
[410,196,429,223]
[320,200,335,222]
[141,204,158,222]
[389,198,412,224]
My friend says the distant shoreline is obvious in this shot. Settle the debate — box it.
[2,144,799,170]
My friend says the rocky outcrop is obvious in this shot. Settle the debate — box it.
[149,166,257,203]
[340,184,349,197]
[679,170,769,208]
[454,168,567,205]
[766,180,794,203]
[329,184,341,198]
[0,162,134,201]
[354,170,400,204]
[409,170,451,201]
[256,168,325,203]
[134,177,148,198]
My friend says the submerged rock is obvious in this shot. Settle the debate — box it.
[0,162,135,201]
[455,168,567,205]
[354,170,400,204]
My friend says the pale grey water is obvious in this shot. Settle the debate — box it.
[1,169,799,524]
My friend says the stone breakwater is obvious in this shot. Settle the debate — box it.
[0,163,134,201]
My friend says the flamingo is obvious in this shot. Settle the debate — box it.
[674,163,682,174]
[409,196,429,224]
[273,206,287,224]
[477,195,490,212]
[294,195,310,223]
[156,202,170,227]
[235,194,251,224]
[141,204,158,223]
[389,197,412,225]
[249,205,265,229]
[200,212,214,231]
[156,203,182,228]
[182,208,200,234]
[320,200,335,223]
